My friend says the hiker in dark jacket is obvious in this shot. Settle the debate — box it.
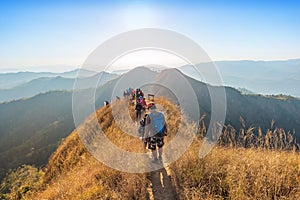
[144,103,167,163]
[135,100,143,122]
[138,114,148,151]
[104,101,110,107]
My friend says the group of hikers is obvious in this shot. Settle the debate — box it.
[123,87,144,102]
[123,88,148,122]
[124,87,168,163]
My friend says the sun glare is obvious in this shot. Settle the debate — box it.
[109,49,187,71]
[120,2,158,28]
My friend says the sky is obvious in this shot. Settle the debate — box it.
[0,0,300,72]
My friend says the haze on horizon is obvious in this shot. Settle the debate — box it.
[0,0,299,73]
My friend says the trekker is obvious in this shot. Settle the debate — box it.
[145,103,167,163]
[138,114,148,151]
[104,101,110,107]
[123,90,129,99]
[140,97,147,108]
[135,100,143,122]
[140,97,147,116]
[136,88,140,103]
[131,89,136,100]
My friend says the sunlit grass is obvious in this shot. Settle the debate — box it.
[2,98,300,199]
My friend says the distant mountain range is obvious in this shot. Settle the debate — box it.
[1,66,300,182]
[1,59,299,104]
[179,58,300,97]
[0,71,117,103]
[0,69,98,89]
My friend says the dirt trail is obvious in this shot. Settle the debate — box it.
[133,95,177,199]
[148,166,177,200]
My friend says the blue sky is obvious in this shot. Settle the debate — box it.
[0,0,299,72]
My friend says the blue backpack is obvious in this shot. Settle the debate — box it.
[149,112,166,135]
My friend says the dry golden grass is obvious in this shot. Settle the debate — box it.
[7,97,300,200]
[32,156,148,200]
[170,139,300,200]
[26,97,181,200]
[30,102,150,199]
[197,116,299,151]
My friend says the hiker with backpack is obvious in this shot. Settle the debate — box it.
[138,114,148,151]
[136,88,140,103]
[138,96,147,116]
[131,89,136,101]
[104,101,110,107]
[144,103,168,163]
[136,88,145,103]
[140,97,147,108]
[135,99,143,122]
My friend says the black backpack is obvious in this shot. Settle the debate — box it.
[138,118,146,137]
[136,102,143,111]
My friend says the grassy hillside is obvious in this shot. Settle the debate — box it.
[0,75,118,181]
[170,143,300,199]
[0,91,75,181]
[1,68,300,198]
[183,74,300,137]
[25,98,180,199]
[2,98,300,199]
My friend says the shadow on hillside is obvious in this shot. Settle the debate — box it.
[149,167,177,200]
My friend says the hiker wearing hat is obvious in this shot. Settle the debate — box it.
[144,103,168,163]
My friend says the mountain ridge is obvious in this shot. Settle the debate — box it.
[1,67,300,183]
[0,69,99,89]
[0,71,118,103]
[3,97,300,199]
